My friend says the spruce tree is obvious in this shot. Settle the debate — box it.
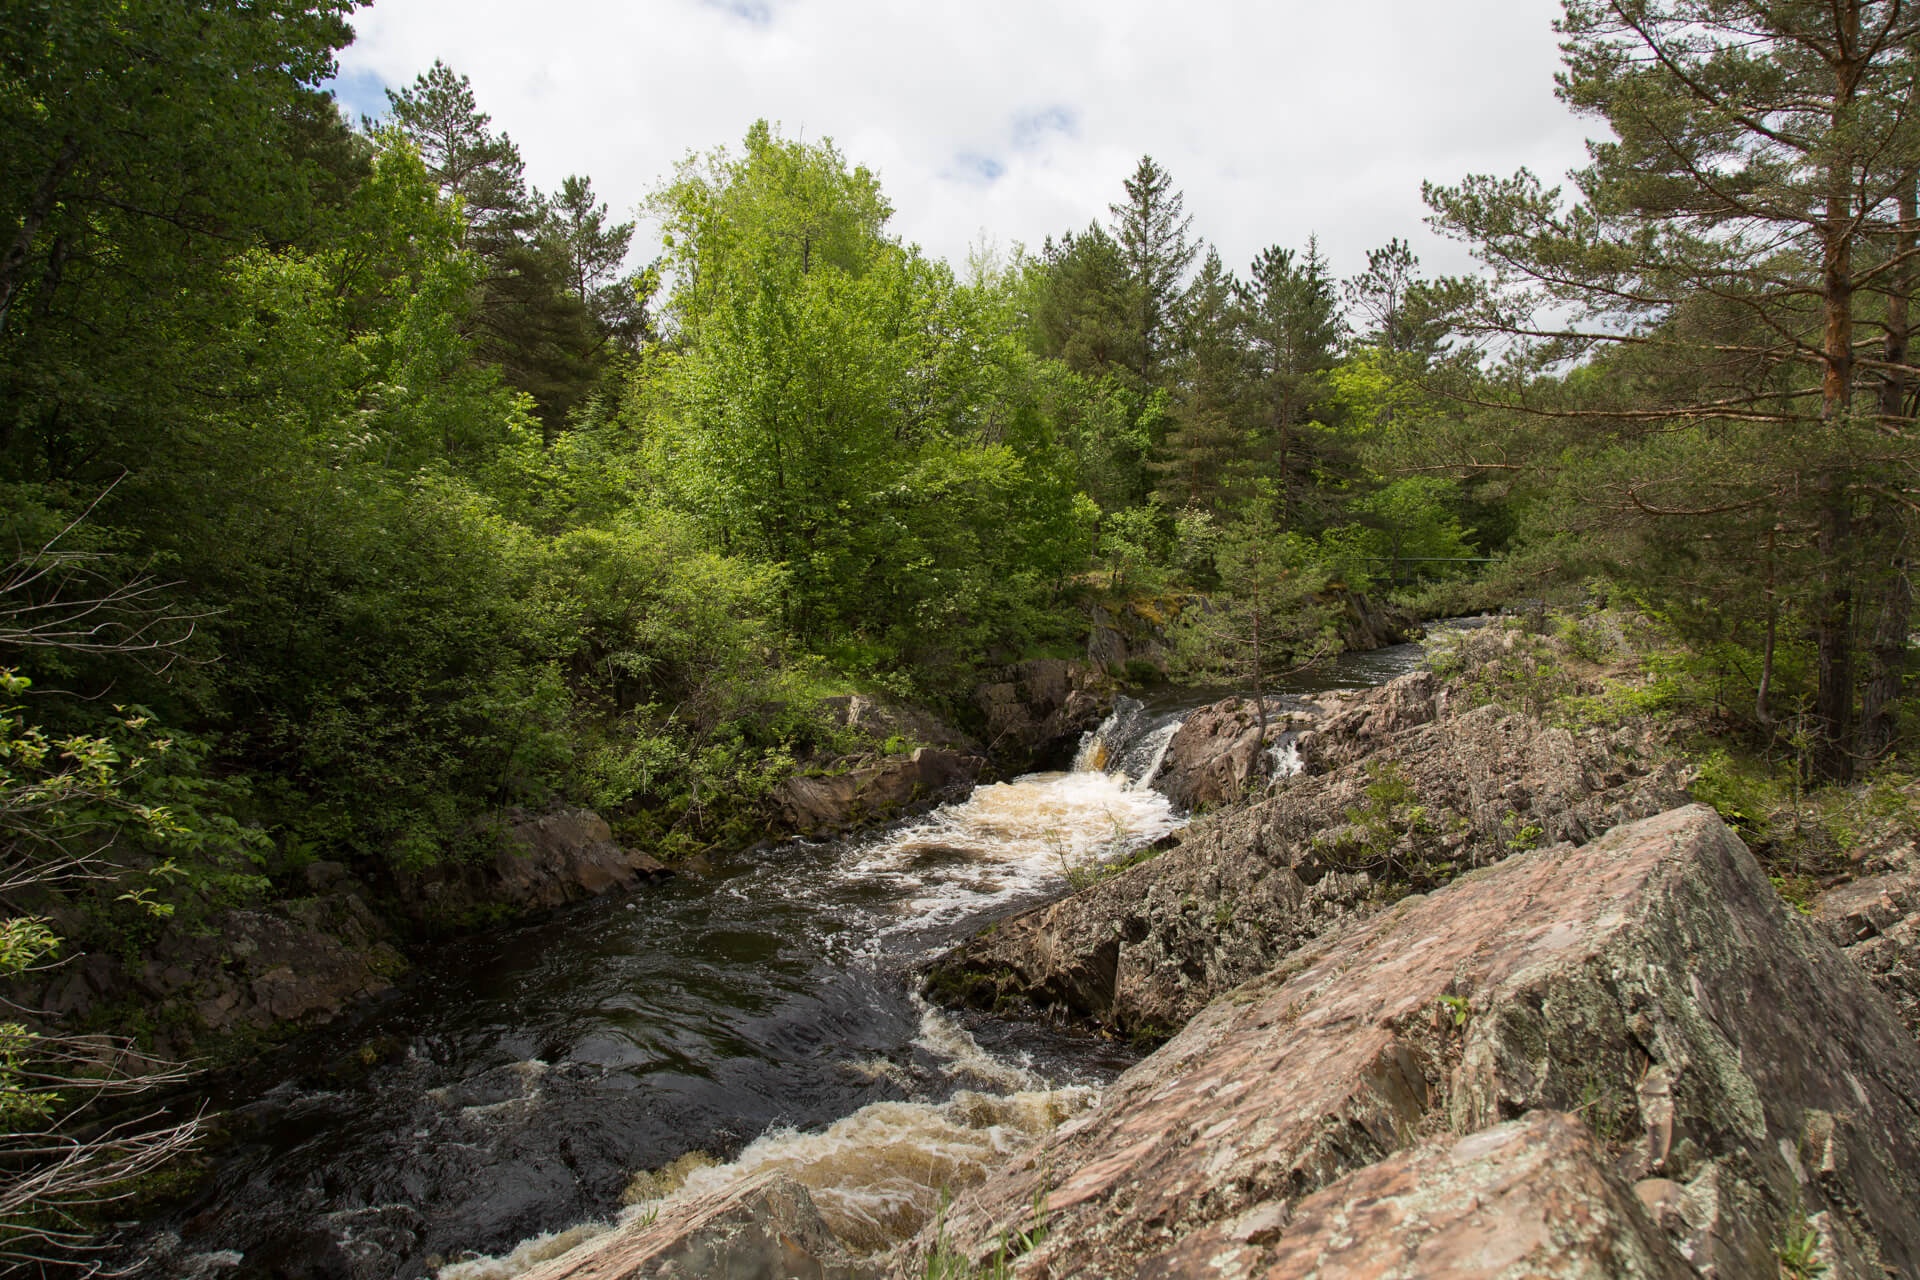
[1109,156,1199,390]
[1155,248,1253,514]
[1239,239,1343,527]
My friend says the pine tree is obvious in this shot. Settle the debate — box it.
[1425,0,1920,777]
[379,63,603,429]
[542,174,655,354]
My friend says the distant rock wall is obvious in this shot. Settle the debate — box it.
[970,658,1109,772]
[768,748,983,838]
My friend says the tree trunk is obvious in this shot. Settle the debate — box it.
[1757,525,1778,727]
[1812,23,1862,782]
[1860,554,1911,761]
[0,138,80,338]
[1858,169,1920,761]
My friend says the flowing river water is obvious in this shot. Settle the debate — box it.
[139,640,1434,1280]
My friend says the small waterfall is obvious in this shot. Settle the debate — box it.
[1267,733,1303,779]
[1073,698,1187,790]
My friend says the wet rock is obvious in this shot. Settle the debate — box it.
[770,748,984,838]
[971,658,1109,771]
[27,888,410,1053]
[1294,667,1443,773]
[1151,695,1284,811]
[899,806,1920,1279]
[522,1169,872,1280]
[1141,1112,1694,1279]
[927,670,1686,1034]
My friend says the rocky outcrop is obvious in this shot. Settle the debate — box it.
[927,667,1687,1034]
[971,658,1109,771]
[897,807,1920,1278]
[1330,588,1419,652]
[769,748,984,838]
[396,807,670,928]
[816,692,981,756]
[1815,856,1920,1041]
[1150,696,1298,811]
[520,1170,871,1280]
[1142,1112,1695,1279]
[35,878,405,1055]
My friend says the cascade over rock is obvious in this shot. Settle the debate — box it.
[928,667,1688,1032]
[1149,695,1296,811]
[970,658,1109,771]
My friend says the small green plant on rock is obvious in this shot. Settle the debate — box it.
[1315,760,1455,890]
[1497,810,1544,857]
[1778,1210,1829,1279]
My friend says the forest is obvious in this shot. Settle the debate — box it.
[2,0,1917,1267]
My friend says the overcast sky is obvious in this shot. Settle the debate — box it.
[328,0,1599,287]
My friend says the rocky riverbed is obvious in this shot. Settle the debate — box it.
[518,622,1920,1279]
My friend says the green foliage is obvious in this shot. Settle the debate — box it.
[0,668,204,1263]
[637,122,1094,678]
[1310,759,1466,891]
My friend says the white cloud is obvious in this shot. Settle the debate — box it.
[334,0,1595,284]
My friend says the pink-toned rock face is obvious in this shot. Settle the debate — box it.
[1151,696,1277,812]
[924,670,1687,1038]
[520,1169,872,1280]
[1142,1112,1695,1280]
[894,807,1920,1279]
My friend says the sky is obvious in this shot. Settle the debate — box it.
[328,0,1600,287]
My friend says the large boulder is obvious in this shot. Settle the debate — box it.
[927,671,1686,1034]
[1150,695,1292,811]
[36,887,406,1054]
[520,1170,872,1280]
[769,748,983,838]
[897,807,1920,1278]
[1141,1112,1695,1280]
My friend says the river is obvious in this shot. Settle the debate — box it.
[136,639,1434,1280]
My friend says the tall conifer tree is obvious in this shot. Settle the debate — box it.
[1109,156,1198,390]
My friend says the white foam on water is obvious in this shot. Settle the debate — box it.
[1126,719,1181,791]
[435,1221,613,1280]
[435,1001,1095,1278]
[842,768,1182,939]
